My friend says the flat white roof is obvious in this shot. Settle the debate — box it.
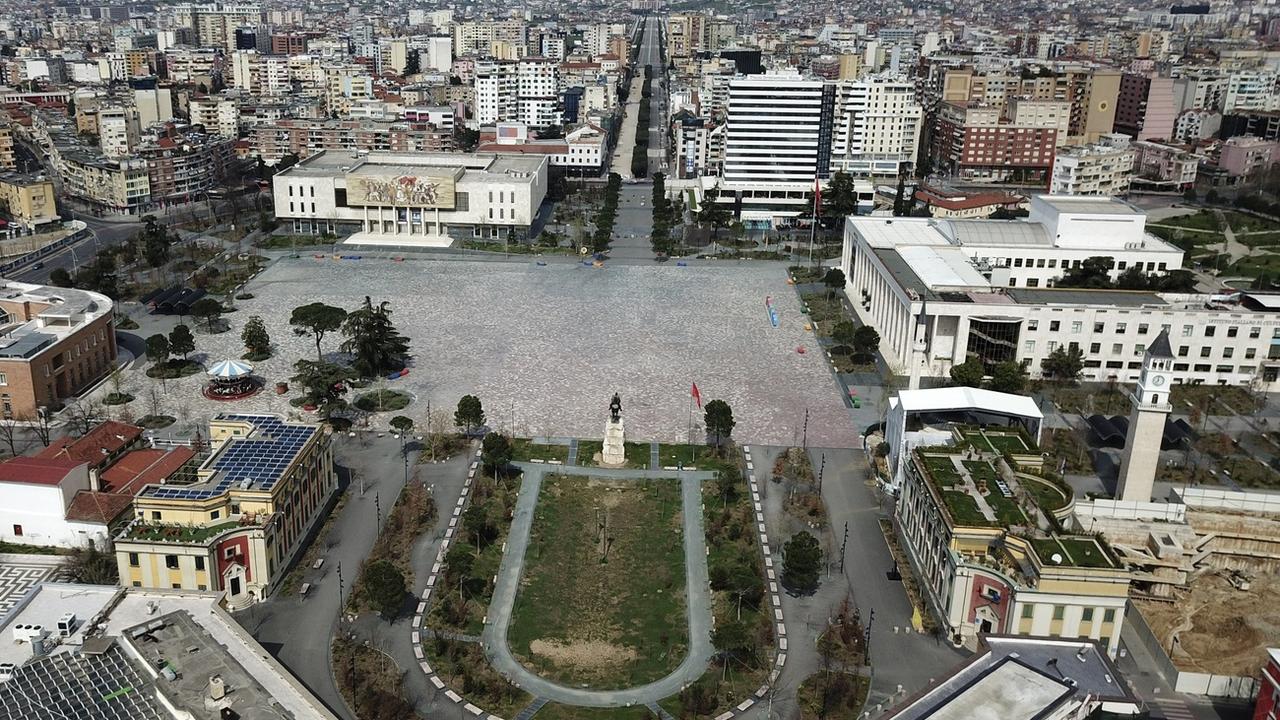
[0,583,119,666]
[929,660,1071,720]
[896,386,1043,421]
[898,245,990,289]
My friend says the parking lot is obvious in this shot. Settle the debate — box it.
[102,256,856,448]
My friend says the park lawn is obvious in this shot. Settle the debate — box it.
[536,704,659,719]
[512,438,569,463]
[941,490,991,527]
[577,440,603,465]
[1156,210,1221,232]
[1225,458,1280,489]
[1232,231,1280,248]
[1221,211,1280,234]
[1146,225,1224,251]
[508,475,687,689]
[1170,382,1265,413]
[1224,253,1280,279]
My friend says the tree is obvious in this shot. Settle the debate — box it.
[189,297,224,329]
[831,320,857,350]
[481,432,512,474]
[892,173,908,216]
[704,399,735,447]
[389,415,414,435]
[696,190,732,240]
[781,531,821,594]
[852,325,880,359]
[141,215,171,268]
[714,464,740,506]
[145,333,170,365]
[403,48,420,77]
[64,545,117,584]
[291,360,351,418]
[362,559,406,618]
[241,315,270,357]
[454,395,485,433]
[290,302,347,361]
[340,296,410,377]
[822,267,846,300]
[49,267,73,287]
[822,171,860,224]
[950,355,985,388]
[988,360,1028,394]
[1041,345,1085,383]
[1057,256,1115,289]
[168,324,195,360]
[712,619,754,663]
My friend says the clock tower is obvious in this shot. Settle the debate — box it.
[1116,330,1175,502]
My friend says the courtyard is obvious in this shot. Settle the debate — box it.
[99,256,854,447]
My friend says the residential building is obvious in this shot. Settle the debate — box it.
[1224,70,1280,113]
[0,281,117,418]
[672,113,724,179]
[188,96,239,138]
[55,152,151,215]
[477,121,608,171]
[1131,140,1199,190]
[115,414,335,608]
[1173,109,1222,143]
[895,439,1131,652]
[0,122,14,170]
[1050,135,1136,196]
[0,173,59,231]
[137,130,234,204]
[1218,135,1280,179]
[249,116,453,166]
[452,19,526,56]
[667,13,708,58]
[174,2,263,53]
[0,458,127,549]
[474,59,517,126]
[835,196,1280,389]
[912,185,1024,219]
[271,150,548,246]
[830,75,923,178]
[516,58,559,128]
[930,100,1065,182]
[97,106,140,159]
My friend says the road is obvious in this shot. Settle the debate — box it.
[637,15,668,175]
[481,462,716,707]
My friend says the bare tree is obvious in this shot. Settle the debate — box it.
[63,397,103,436]
[18,410,53,447]
[146,386,163,419]
[0,416,28,457]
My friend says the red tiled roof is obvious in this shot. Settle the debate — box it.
[0,457,85,486]
[64,491,134,524]
[99,447,196,496]
[37,421,143,468]
[915,186,1023,211]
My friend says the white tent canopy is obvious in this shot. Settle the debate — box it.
[207,359,254,379]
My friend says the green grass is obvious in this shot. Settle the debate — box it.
[0,540,66,556]
[941,490,989,526]
[1021,476,1071,513]
[146,360,204,379]
[1232,231,1280,248]
[1222,211,1280,234]
[982,432,1032,454]
[511,439,569,463]
[1154,210,1221,232]
[1031,536,1116,569]
[508,475,687,689]
[1147,225,1224,251]
[576,440,603,465]
[353,389,411,412]
[921,455,961,487]
[983,488,1028,526]
[536,705,659,719]
[126,521,240,544]
[1224,253,1280,279]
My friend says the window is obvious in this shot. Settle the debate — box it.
[197,584,207,591]
[151,511,162,521]
[1228,327,1238,338]
[1194,363,1211,372]
[1247,348,1257,359]
[1201,347,1212,358]
[1251,327,1261,339]
[210,510,220,521]
[1138,323,1149,335]
[1022,605,1034,619]
[1052,606,1065,621]
[1024,340,1036,353]
[132,581,142,587]
[1103,609,1115,623]
[11,524,21,536]
[1116,323,1127,334]
[1071,321,1082,333]
[195,557,205,571]
[1047,341,1059,352]
[1026,278,1040,287]
[1090,343,1101,353]
[0,373,6,385]
[1094,322,1105,333]
[172,583,182,589]
[1082,608,1094,622]
[1205,326,1216,337]
[1112,343,1123,355]
[1135,344,1145,356]
[1224,347,1234,359]
[165,555,179,569]
[1050,321,1060,331]
[1027,320,1038,331]
[224,547,237,559]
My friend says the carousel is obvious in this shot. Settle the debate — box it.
[202,359,263,400]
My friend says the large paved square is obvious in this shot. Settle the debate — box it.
[109,257,855,447]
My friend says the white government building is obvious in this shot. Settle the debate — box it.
[842,195,1280,388]
[271,150,548,247]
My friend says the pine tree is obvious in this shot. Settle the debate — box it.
[340,297,410,377]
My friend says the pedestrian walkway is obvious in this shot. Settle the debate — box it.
[649,441,660,470]
[513,697,550,720]
[567,438,579,466]
[1150,696,1195,720]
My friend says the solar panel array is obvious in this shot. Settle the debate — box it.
[140,414,318,501]
[0,643,165,720]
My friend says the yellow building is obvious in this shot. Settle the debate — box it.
[0,122,14,170]
[895,430,1130,655]
[115,414,336,609]
[0,173,59,230]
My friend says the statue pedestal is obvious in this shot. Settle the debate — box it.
[600,418,626,467]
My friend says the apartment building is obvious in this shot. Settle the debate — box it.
[667,13,708,59]
[0,281,117,419]
[452,19,526,56]
[1217,135,1280,178]
[0,122,13,170]
[249,117,453,165]
[516,58,559,128]
[672,113,724,179]
[115,414,335,609]
[1131,140,1199,189]
[1050,135,1136,196]
[188,96,239,138]
[930,100,1066,182]
[840,196,1280,388]
[97,107,140,159]
[172,2,263,53]
[830,76,922,178]
[138,130,233,203]
[56,152,151,214]
[229,50,292,96]
[477,121,608,171]
[933,65,1120,144]
[474,59,517,126]
[0,173,59,230]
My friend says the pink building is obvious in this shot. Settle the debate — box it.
[1219,136,1280,178]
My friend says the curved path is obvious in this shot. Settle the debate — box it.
[481,462,716,707]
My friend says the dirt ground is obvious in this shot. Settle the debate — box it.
[1137,572,1280,676]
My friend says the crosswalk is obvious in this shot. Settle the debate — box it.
[1150,696,1195,720]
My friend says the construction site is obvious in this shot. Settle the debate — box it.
[1079,495,1280,683]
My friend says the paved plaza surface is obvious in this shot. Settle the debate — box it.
[102,256,855,448]
[0,555,63,618]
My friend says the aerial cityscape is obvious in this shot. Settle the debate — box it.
[2,1,1280,720]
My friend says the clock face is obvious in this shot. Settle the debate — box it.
[1151,375,1166,386]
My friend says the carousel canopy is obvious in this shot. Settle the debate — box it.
[207,359,254,379]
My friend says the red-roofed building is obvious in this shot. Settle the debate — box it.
[0,455,115,548]
[38,420,143,489]
[913,185,1027,219]
[99,446,196,497]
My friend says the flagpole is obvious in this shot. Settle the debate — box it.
[687,385,693,467]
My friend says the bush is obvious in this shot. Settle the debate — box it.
[103,392,134,406]
[138,414,176,429]
[361,559,406,618]
[353,389,411,412]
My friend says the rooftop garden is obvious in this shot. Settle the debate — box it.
[1029,536,1117,569]
[915,450,1035,529]
[124,520,243,544]
[958,426,1037,455]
